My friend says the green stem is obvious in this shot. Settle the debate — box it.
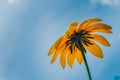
[77,42,92,80]
[81,50,92,80]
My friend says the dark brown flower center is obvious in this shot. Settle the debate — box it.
[66,30,93,54]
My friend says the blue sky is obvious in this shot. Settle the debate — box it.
[0,0,120,80]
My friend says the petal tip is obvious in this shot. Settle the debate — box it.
[99,55,104,58]
[60,63,66,69]
[61,66,65,69]
[107,43,111,46]
[51,60,54,64]
[48,54,51,56]
[80,61,83,64]
[69,65,73,68]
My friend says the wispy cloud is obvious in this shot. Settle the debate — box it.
[91,0,120,6]
[8,0,14,4]
[7,0,22,4]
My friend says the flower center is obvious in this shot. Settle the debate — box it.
[66,30,93,54]
[71,32,83,43]
[70,30,87,44]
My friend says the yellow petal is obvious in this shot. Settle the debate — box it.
[69,22,78,30]
[75,48,83,64]
[67,50,75,68]
[48,44,55,56]
[60,49,67,68]
[51,48,63,63]
[65,29,75,37]
[48,36,64,56]
[79,18,102,31]
[88,23,112,31]
[91,34,110,46]
[57,37,68,49]
[92,29,112,34]
[83,41,103,58]
[67,22,79,35]
[54,36,63,49]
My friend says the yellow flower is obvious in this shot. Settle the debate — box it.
[48,18,112,68]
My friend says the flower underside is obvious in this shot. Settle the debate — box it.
[48,18,112,68]
[67,30,93,54]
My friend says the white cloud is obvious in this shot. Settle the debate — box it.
[8,0,14,4]
[7,0,23,6]
[91,0,120,6]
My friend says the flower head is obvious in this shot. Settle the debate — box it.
[48,18,112,68]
